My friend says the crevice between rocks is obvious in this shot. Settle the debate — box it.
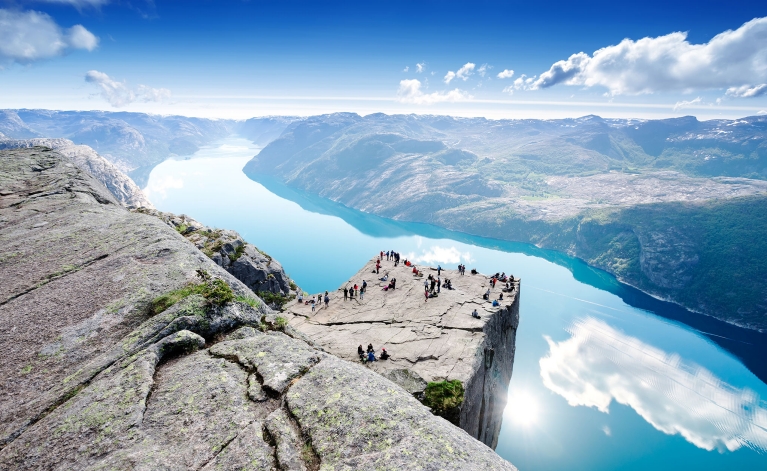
[0,253,109,307]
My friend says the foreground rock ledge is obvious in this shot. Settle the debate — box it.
[0,148,516,470]
[285,258,520,448]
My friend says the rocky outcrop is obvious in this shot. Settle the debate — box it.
[136,209,295,301]
[0,147,515,470]
[284,258,520,448]
[0,139,153,208]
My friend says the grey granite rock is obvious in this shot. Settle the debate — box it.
[265,408,308,471]
[0,139,153,208]
[286,355,516,470]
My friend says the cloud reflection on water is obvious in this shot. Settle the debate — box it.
[540,317,767,452]
[403,245,474,265]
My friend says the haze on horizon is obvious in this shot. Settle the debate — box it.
[1,0,767,121]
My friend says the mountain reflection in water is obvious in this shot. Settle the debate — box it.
[541,317,767,453]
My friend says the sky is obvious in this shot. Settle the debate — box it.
[1,0,767,120]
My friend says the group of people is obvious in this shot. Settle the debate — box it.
[382,250,402,266]
[344,280,367,300]
[423,273,441,301]
[358,343,390,363]
[457,264,466,275]
[302,291,330,312]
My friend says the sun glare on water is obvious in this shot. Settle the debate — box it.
[505,390,540,426]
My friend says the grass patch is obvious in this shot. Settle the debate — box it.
[289,280,298,291]
[235,295,261,309]
[275,316,288,330]
[175,223,188,234]
[423,380,464,424]
[150,271,234,315]
[257,291,295,310]
[19,364,33,375]
[228,243,246,262]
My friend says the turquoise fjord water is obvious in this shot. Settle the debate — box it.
[145,138,767,471]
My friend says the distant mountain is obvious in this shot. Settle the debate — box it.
[244,113,767,330]
[0,110,298,187]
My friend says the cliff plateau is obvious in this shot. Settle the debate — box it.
[284,259,520,449]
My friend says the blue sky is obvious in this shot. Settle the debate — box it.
[1,0,766,119]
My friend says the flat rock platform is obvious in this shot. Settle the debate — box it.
[285,255,520,447]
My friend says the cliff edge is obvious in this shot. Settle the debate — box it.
[284,258,520,449]
[0,147,515,470]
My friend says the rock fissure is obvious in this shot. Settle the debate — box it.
[0,253,109,307]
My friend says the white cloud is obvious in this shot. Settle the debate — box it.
[540,317,767,453]
[508,74,536,92]
[144,174,183,201]
[602,425,611,436]
[673,97,702,111]
[0,9,98,64]
[416,62,425,73]
[402,246,473,265]
[38,0,110,8]
[726,84,767,98]
[478,63,491,77]
[66,24,99,50]
[497,69,515,79]
[456,62,475,80]
[403,66,409,72]
[529,16,767,96]
[502,85,514,95]
[85,70,171,107]
[444,62,475,84]
[397,79,470,105]
[759,110,767,115]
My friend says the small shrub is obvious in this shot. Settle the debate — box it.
[235,295,261,309]
[423,380,464,425]
[289,280,298,291]
[228,243,247,262]
[149,277,234,315]
[257,291,294,310]
[275,316,288,330]
[175,224,188,234]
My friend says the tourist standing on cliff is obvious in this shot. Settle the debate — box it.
[324,293,329,308]
[344,286,348,300]
[424,287,429,302]
[437,277,441,293]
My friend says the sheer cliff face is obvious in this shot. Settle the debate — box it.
[0,139,153,208]
[0,148,515,470]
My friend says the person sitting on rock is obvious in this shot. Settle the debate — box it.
[471,268,478,275]
[379,274,388,282]
[492,299,499,307]
[367,350,377,362]
[472,309,481,319]
[367,343,374,353]
[499,293,504,301]
[482,289,490,300]
[412,265,418,274]
[358,345,365,361]
[298,290,304,303]
[380,348,390,360]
